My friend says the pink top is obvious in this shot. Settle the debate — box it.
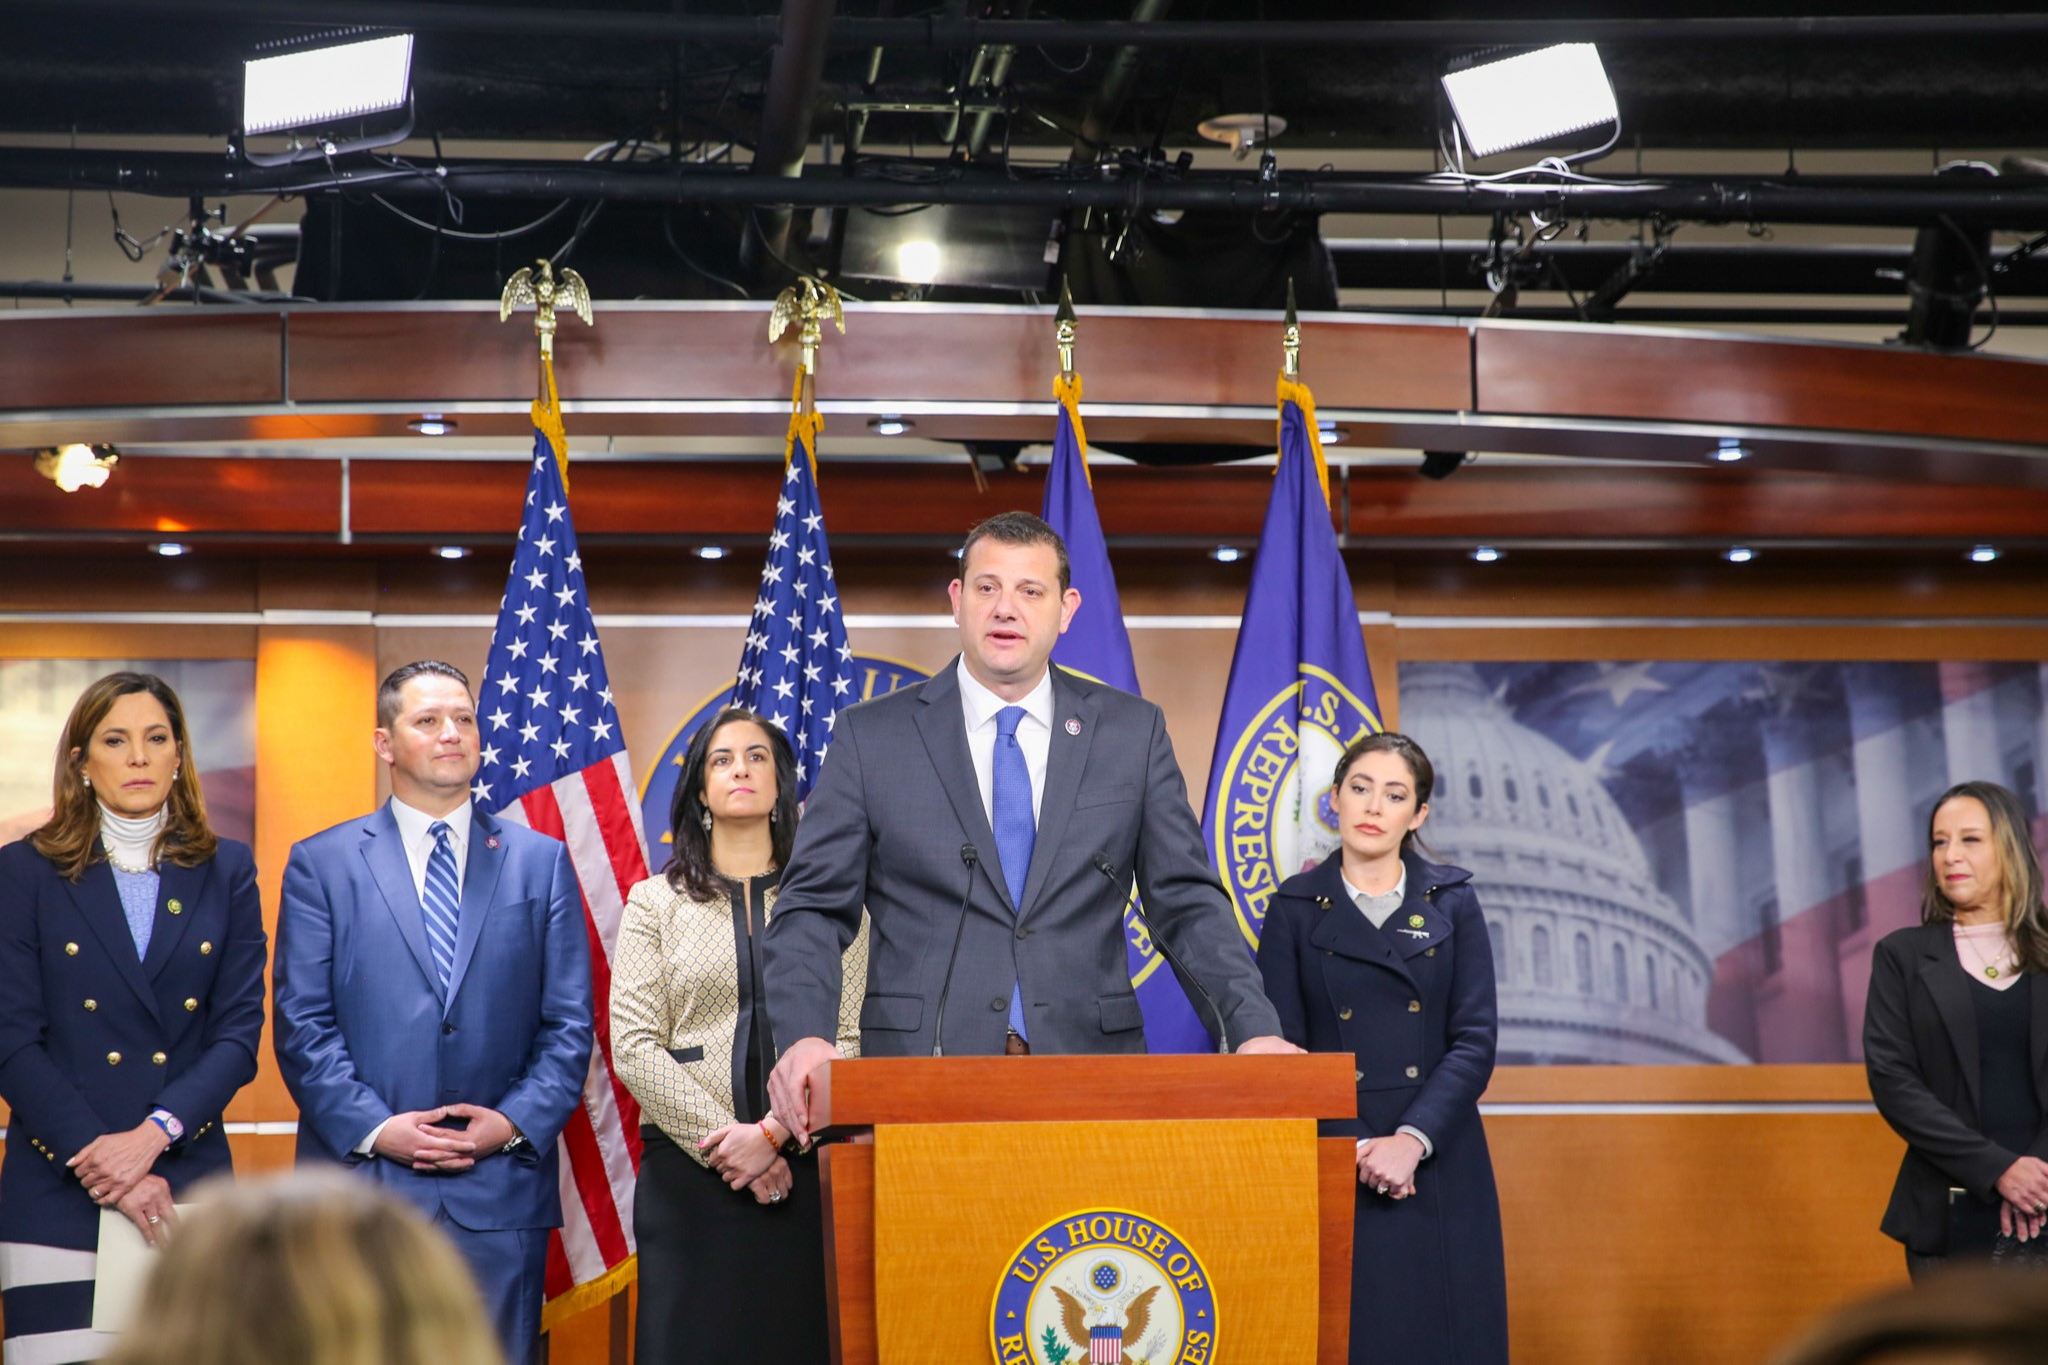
[1953,921,2024,991]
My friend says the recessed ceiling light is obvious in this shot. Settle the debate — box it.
[151,542,190,557]
[409,415,456,436]
[1969,545,2002,563]
[695,546,728,560]
[1211,546,1243,563]
[895,241,942,285]
[868,416,913,436]
[1318,423,1349,446]
[1471,546,1503,563]
[1711,439,1750,463]
[34,443,120,492]
[1724,546,1755,564]
[432,545,470,560]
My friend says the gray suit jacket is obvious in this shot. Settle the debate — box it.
[762,659,1281,1057]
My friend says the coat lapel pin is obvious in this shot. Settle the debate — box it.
[1064,717,1082,736]
[486,835,500,850]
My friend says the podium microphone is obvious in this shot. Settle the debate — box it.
[932,844,979,1057]
[1092,852,1230,1054]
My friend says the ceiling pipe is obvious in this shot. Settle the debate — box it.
[21,1,2048,47]
[1073,0,1173,161]
[6,149,2048,230]
[743,0,837,279]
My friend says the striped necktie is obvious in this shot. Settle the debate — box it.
[421,821,461,991]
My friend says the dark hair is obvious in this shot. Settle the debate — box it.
[377,661,473,730]
[33,671,219,880]
[959,510,1071,593]
[1921,780,2048,974]
[665,706,799,901]
[1332,731,1436,858]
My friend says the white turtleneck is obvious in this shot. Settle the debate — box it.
[99,801,169,871]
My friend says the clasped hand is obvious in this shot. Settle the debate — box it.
[700,1119,785,1191]
[69,1120,169,1206]
[1997,1155,2048,1242]
[1358,1133,1425,1201]
[375,1104,519,1171]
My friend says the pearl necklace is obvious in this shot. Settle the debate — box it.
[99,803,167,875]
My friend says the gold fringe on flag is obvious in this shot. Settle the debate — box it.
[1054,371,1091,488]
[535,352,571,490]
[539,1254,638,1333]
[1276,373,1334,510]
[786,370,824,476]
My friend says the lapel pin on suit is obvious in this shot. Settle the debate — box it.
[1064,717,1082,736]
[486,836,500,849]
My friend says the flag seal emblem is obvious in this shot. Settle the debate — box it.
[1065,717,1083,736]
[486,836,500,850]
[1408,913,1425,928]
[991,1207,1217,1365]
[1210,666,1381,947]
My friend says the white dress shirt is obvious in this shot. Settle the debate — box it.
[358,796,474,1154]
[956,658,1054,828]
[388,795,473,904]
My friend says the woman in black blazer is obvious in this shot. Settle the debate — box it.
[1257,731,1508,1364]
[0,672,267,1363]
[1865,779,2048,1281]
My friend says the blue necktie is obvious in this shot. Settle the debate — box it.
[992,705,1035,1040]
[421,821,461,991]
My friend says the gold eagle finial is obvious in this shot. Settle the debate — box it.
[500,259,593,360]
[768,275,845,379]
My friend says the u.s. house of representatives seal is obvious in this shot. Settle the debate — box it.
[991,1208,1218,1365]
[1210,664,1381,949]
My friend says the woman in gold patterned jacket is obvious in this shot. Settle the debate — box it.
[611,705,866,1364]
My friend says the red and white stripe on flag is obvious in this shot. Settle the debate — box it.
[498,749,649,1324]
[1091,1333,1123,1365]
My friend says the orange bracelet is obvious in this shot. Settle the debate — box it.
[758,1120,778,1147]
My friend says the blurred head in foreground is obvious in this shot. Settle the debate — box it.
[1773,1266,2048,1365]
[102,1169,505,1365]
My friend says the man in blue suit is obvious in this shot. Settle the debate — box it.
[273,660,592,1365]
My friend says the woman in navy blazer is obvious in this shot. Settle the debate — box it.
[1257,731,1508,1365]
[0,672,267,1364]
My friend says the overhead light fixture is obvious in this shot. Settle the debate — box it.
[1441,44,1618,160]
[1211,546,1243,563]
[1318,423,1349,446]
[1969,545,2002,563]
[409,415,456,436]
[1471,546,1504,563]
[695,546,728,561]
[1196,112,1289,159]
[1725,546,1755,564]
[34,443,120,492]
[151,542,190,558]
[895,241,942,285]
[868,416,914,437]
[432,545,470,560]
[241,30,415,165]
[1711,439,1750,463]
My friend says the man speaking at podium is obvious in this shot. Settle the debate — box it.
[765,512,1295,1142]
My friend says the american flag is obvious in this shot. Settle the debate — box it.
[732,412,856,800]
[475,411,647,1323]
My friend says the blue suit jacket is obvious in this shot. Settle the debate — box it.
[0,838,267,1250]
[272,803,593,1232]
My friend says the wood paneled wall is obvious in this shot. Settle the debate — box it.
[6,546,2017,1364]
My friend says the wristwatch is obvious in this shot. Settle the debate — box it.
[147,1108,183,1143]
[500,1132,528,1154]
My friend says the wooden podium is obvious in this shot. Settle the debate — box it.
[808,1054,1358,1365]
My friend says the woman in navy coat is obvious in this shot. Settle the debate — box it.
[0,672,267,1363]
[1257,731,1509,1365]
